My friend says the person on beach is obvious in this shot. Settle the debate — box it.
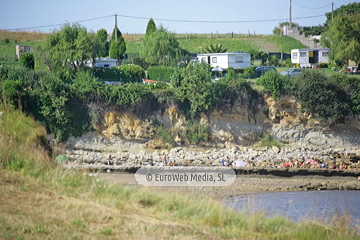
[162,154,168,166]
[107,155,113,165]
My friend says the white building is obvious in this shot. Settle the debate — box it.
[197,52,251,69]
[90,57,118,68]
[291,48,329,68]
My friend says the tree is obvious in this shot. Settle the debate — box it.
[37,23,102,80]
[325,2,360,26]
[203,43,228,53]
[140,26,182,66]
[145,18,156,36]
[109,26,126,61]
[321,13,360,65]
[97,29,109,57]
[172,62,213,116]
[20,52,35,69]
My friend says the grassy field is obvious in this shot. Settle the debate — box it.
[0,106,359,239]
[0,30,307,59]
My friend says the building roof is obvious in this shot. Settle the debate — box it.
[292,48,330,52]
[197,52,249,56]
[95,57,117,62]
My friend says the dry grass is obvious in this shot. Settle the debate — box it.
[0,30,48,43]
[0,107,359,239]
[0,170,216,240]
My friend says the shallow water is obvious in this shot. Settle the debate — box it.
[224,190,360,230]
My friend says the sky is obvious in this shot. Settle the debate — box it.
[0,0,357,35]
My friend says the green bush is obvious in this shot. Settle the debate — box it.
[294,71,350,124]
[154,125,173,145]
[267,55,279,67]
[319,63,329,68]
[185,121,211,144]
[105,83,151,106]
[93,67,124,80]
[1,80,23,107]
[259,132,282,149]
[147,66,176,82]
[120,64,145,78]
[256,70,291,100]
[272,27,281,36]
[132,58,148,70]
[285,58,292,67]
[20,52,35,69]
[4,38,10,43]
[240,66,256,78]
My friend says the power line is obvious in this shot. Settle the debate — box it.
[89,16,113,30]
[3,15,113,31]
[2,13,325,32]
[292,1,332,10]
[116,14,325,23]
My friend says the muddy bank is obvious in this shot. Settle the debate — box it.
[64,164,360,177]
[97,172,360,199]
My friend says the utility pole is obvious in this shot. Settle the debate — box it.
[332,2,334,21]
[289,0,292,30]
[114,14,118,43]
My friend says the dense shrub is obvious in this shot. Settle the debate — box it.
[256,70,291,100]
[319,63,329,68]
[120,64,145,78]
[185,121,211,144]
[267,55,279,67]
[93,67,124,80]
[285,58,292,67]
[147,66,176,82]
[217,77,258,107]
[4,38,10,43]
[240,66,256,78]
[1,80,23,107]
[20,52,35,69]
[171,62,213,116]
[93,67,142,83]
[153,125,173,145]
[293,71,350,124]
[132,57,148,70]
[105,83,151,106]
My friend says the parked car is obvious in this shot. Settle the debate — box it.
[254,66,277,77]
[280,68,303,78]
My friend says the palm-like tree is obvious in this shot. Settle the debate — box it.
[203,43,228,53]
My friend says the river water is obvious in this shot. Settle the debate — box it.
[224,190,360,230]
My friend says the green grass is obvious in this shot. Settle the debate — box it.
[259,132,282,149]
[268,35,308,53]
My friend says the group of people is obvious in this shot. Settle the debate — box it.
[282,158,351,170]
[153,154,173,166]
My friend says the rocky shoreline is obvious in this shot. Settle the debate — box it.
[63,134,360,170]
[60,134,360,198]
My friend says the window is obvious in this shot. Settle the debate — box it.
[292,52,298,60]
[104,64,110,68]
[300,52,307,57]
[202,57,207,63]
[212,57,217,63]
[322,52,328,57]
[235,57,243,63]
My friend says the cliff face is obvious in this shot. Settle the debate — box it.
[96,95,360,147]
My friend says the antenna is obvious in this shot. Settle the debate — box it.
[289,0,292,30]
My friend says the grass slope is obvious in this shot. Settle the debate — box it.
[0,31,307,59]
[0,106,359,239]
[268,35,308,53]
